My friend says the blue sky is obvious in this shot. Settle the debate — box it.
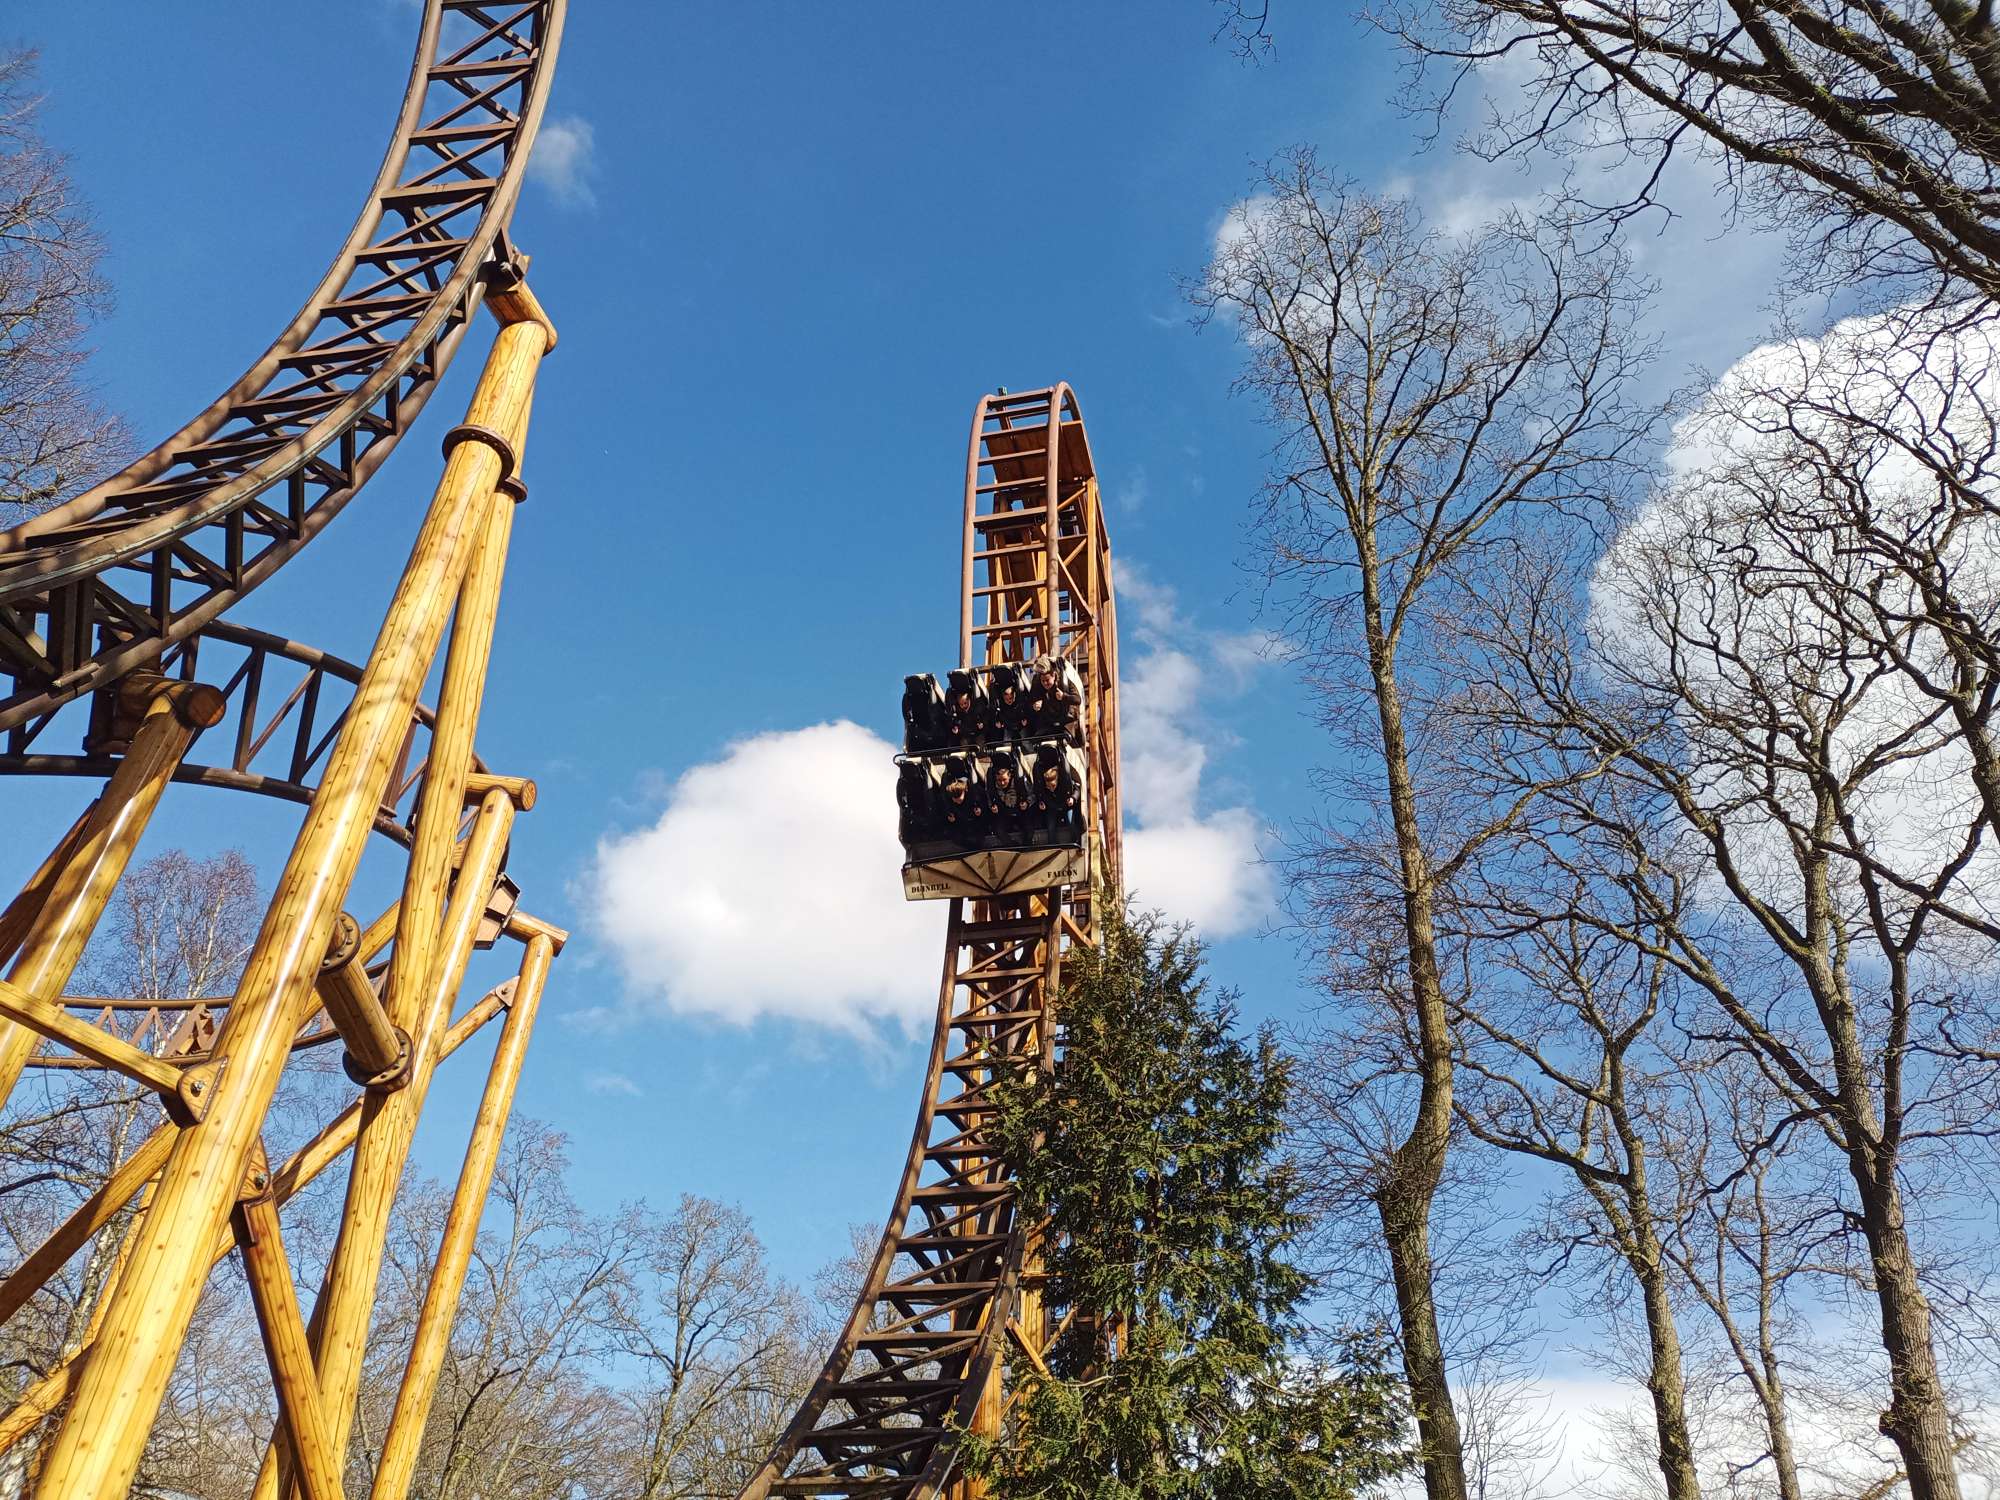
[7,2,1785,1290]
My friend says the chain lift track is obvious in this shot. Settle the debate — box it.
[0,7,568,1498]
[738,386,1122,1500]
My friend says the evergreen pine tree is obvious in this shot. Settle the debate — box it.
[959,898,1410,1500]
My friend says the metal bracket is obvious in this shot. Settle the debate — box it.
[441,423,519,481]
[342,1026,414,1093]
[237,1142,274,1206]
[172,1058,226,1127]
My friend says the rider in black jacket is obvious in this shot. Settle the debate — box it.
[942,670,982,747]
[987,750,1030,841]
[987,665,1033,743]
[936,755,985,847]
[1032,743,1080,841]
[1028,655,1080,742]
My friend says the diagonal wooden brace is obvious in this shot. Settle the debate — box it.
[234,1165,345,1500]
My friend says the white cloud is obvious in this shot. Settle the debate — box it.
[1125,810,1273,938]
[1211,190,1273,263]
[584,1071,642,1098]
[528,115,598,209]
[584,721,937,1036]
[1121,644,1208,826]
[1593,303,2000,930]
[1115,563,1278,937]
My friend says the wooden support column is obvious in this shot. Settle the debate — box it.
[259,793,518,1500]
[27,314,547,1500]
[0,809,95,966]
[368,933,552,1500]
[258,378,531,1500]
[0,677,222,1109]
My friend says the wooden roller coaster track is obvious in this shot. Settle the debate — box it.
[0,5,567,1497]
[738,385,1122,1500]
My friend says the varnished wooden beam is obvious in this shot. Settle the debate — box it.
[0,975,187,1101]
[235,1187,344,1500]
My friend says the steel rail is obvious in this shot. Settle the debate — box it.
[0,0,565,738]
[739,386,1121,1500]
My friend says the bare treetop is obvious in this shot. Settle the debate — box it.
[1196,153,1658,668]
[1381,0,2000,305]
[0,50,127,526]
[1197,153,1664,1500]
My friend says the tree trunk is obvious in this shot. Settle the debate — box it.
[1799,854,1962,1500]
[1760,1368,1806,1500]
[1377,1184,1468,1500]
[1604,1083,1701,1500]
[1629,1227,1701,1500]
[1364,553,1470,1500]
[1854,1167,1962,1500]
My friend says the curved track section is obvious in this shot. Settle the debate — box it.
[0,0,563,737]
[0,619,481,846]
[740,385,1121,1500]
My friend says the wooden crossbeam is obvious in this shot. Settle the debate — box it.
[0,975,185,1097]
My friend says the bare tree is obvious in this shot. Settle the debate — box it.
[1446,858,1706,1500]
[0,848,262,1497]
[1455,437,2000,1498]
[809,1219,881,1346]
[1195,150,1658,1500]
[1285,935,1555,1499]
[357,1122,632,1500]
[1380,0,2000,308]
[0,49,126,527]
[1653,1050,1824,1500]
[606,1194,817,1500]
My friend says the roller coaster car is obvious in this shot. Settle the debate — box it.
[897,740,1090,901]
[905,661,1085,751]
